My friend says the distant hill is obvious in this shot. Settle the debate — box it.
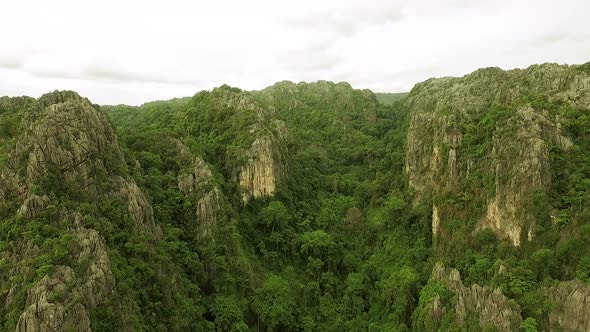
[375,92,409,104]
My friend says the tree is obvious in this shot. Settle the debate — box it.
[576,256,590,282]
[531,248,557,281]
[261,201,291,234]
[300,230,335,259]
[250,274,297,330]
[211,295,248,331]
[520,317,539,332]
[377,267,419,323]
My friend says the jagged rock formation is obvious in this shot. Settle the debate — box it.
[3,210,114,332]
[175,140,223,238]
[477,105,572,245]
[17,266,92,332]
[16,216,113,332]
[239,128,286,204]
[0,90,161,238]
[424,263,522,331]
[405,64,590,245]
[0,91,160,331]
[545,280,590,331]
[116,179,162,238]
[17,194,50,219]
[9,91,122,194]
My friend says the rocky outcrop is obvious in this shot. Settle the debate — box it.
[117,179,162,239]
[545,280,590,331]
[239,135,283,204]
[10,212,114,332]
[2,240,42,309]
[432,204,441,237]
[425,263,522,331]
[177,156,213,194]
[235,107,287,204]
[6,91,123,195]
[0,90,161,330]
[405,64,590,245]
[194,188,222,237]
[16,266,92,332]
[176,140,223,238]
[185,86,289,205]
[17,194,50,219]
[1,91,161,240]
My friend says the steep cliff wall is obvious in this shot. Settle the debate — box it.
[238,122,287,203]
[15,213,113,332]
[420,262,522,331]
[405,64,590,245]
[182,86,288,205]
[176,140,223,238]
[545,280,590,331]
[0,91,161,331]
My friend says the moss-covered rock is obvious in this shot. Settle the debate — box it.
[405,63,590,246]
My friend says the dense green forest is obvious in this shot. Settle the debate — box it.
[1,64,590,331]
[101,82,429,330]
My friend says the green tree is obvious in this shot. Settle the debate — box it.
[211,295,248,331]
[520,317,539,332]
[251,274,297,331]
[261,201,292,234]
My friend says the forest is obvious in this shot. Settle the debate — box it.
[0,63,589,331]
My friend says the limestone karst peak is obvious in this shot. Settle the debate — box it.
[38,90,91,109]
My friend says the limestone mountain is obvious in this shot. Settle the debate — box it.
[0,92,196,331]
[0,63,589,331]
[405,63,589,247]
[405,63,590,331]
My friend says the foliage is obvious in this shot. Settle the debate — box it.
[2,69,590,331]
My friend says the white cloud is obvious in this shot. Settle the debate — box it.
[0,0,588,104]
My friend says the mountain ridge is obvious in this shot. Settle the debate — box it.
[0,62,589,331]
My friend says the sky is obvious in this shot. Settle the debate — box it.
[0,0,589,105]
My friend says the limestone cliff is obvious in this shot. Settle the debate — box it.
[0,90,161,238]
[7,90,123,194]
[185,86,288,205]
[405,64,590,245]
[545,280,590,331]
[15,214,113,332]
[422,263,522,331]
[175,140,223,238]
[230,101,287,204]
[238,125,286,204]
[0,91,160,331]
[477,105,572,245]
[251,80,379,203]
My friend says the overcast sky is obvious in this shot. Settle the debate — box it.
[0,0,588,105]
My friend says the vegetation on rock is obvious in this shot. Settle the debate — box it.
[0,63,589,331]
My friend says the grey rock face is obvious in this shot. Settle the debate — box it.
[545,280,590,332]
[404,64,590,245]
[116,178,162,239]
[14,214,113,332]
[0,91,161,331]
[427,262,522,331]
[175,140,223,238]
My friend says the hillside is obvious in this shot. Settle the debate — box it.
[0,63,589,331]
[375,92,410,105]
